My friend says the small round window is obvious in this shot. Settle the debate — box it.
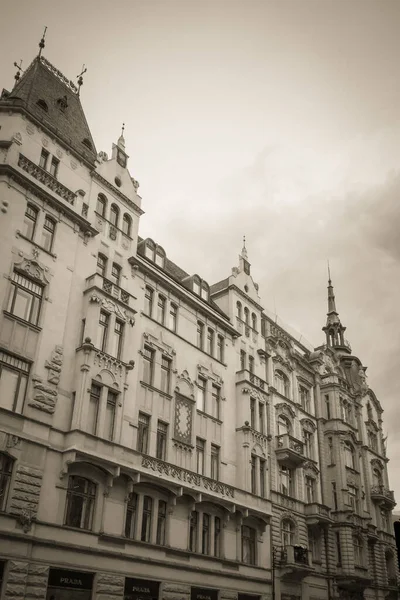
[114,176,122,188]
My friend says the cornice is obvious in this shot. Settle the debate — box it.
[92,171,144,216]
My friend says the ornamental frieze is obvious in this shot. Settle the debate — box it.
[89,293,135,325]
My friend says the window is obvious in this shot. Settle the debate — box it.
[141,496,153,542]
[37,99,48,111]
[248,355,254,374]
[214,516,221,556]
[65,476,96,530]
[156,500,167,545]
[207,328,214,355]
[281,519,295,547]
[97,253,107,277]
[368,431,378,452]
[197,321,204,349]
[279,465,293,496]
[336,531,342,565]
[258,402,265,434]
[196,438,205,474]
[137,413,150,453]
[251,313,257,330]
[157,295,166,325]
[142,346,154,385]
[332,481,338,510]
[22,204,38,240]
[193,278,200,295]
[260,459,266,497]
[98,311,109,352]
[202,513,211,554]
[7,270,43,326]
[112,319,124,359]
[197,377,206,412]
[87,383,101,435]
[251,455,256,493]
[156,421,168,460]
[169,303,178,331]
[39,148,49,170]
[122,213,132,236]
[240,350,246,371]
[348,485,359,513]
[277,415,291,436]
[325,394,331,419]
[144,286,153,317]
[189,511,198,552]
[217,335,224,362]
[236,301,242,319]
[303,430,313,459]
[250,398,256,428]
[125,492,137,538]
[275,370,290,397]
[160,356,171,394]
[380,509,389,532]
[372,468,383,488]
[96,194,107,217]
[241,526,256,564]
[211,385,220,419]
[145,241,155,260]
[200,283,208,301]
[244,307,249,325]
[328,436,334,464]
[353,535,363,566]
[104,389,117,441]
[49,156,59,178]
[111,263,121,286]
[299,386,310,412]
[155,248,165,267]
[211,445,219,480]
[110,204,119,227]
[308,528,319,562]
[344,442,355,470]
[0,453,13,511]
[0,351,29,413]
[305,476,316,503]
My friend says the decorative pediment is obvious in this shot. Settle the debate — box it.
[371,458,384,471]
[175,370,195,399]
[14,254,50,285]
[275,402,295,419]
[197,363,223,386]
[272,354,294,372]
[300,418,316,432]
[241,386,263,402]
[303,461,319,476]
[143,331,175,357]
[90,293,135,325]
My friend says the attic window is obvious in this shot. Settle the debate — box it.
[82,138,92,150]
[57,96,68,112]
[36,99,48,112]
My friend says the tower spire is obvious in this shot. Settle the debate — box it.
[322,265,349,352]
[38,26,47,58]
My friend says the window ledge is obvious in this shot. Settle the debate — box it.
[16,231,57,258]
[3,311,42,332]
[140,381,173,399]
[62,524,95,534]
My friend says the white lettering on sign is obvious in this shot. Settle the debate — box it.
[197,596,211,600]
[60,578,83,585]
[132,587,151,593]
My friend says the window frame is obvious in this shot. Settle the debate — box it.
[0,452,14,511]
[98,310,110,352]
[49,156,59,178]
[241,525,256,565]
[137,412,150,454]
[0,351,30,414]
[39,148,49,170]
[96,194,107,217]
[122,213,132,236]
[97,253,108,277]
[210,444,220,480]
[169,303,178,331]
[156,421,168,460]
[64,475,96,530]
[22,203,39,241]
[41,215,56,252]
[197,377,206,412]
[141,495,153,542]
[196,438,205,475]
[110,203,120,227]
[7,270,43,326]
[144,286,154,317]
[160,356,171,394]
[157,295,166,325]
[125,491,137,538]
[142,345,155,386]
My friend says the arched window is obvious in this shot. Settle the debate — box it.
[64,475,96,530]
[275,370,290,397]
[244,307,250,325]
[96,194,107,217]
[122,213,132,236]
[251,313,257,331]
[22,203,39,240]
[277,415,291,436]
[0,453,13,511]
[281,519,295,547]
[97,253,107,277]
[344,442,355,470]
[36,99,48,112]
[353,535,363,566]
[236,301,242,319]
[41,215,56,252]
[372,468,383,488]
[110,204,119,227]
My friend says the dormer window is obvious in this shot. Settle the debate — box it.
[193,278,201,295]
[36,99,48,112]
[201,283,209,301]
[155,247,165,268]
[82,138,93,150]
[57,96,68,112]
[145,240,156,261]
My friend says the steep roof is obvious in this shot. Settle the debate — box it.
[1,56,97,165]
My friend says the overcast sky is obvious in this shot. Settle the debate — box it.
[2,0,400,499]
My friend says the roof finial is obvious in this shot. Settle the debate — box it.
[76,64,87,96]
[327,259,331,285]
[13,60,23,85]
[38,26,47,59]
[118,123,126,150]
[241,234,248,260]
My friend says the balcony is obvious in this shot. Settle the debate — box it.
[274,545,313,580]
[18,153,76,205]
[305,502,333,525]
[370,485,396,509]
[236,369,268,393]
[85,273,133,308]
[275,434,306,467]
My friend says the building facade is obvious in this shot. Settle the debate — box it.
[0,48,398,600]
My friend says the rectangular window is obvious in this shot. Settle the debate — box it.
[260,459,266,497]
[197,377,206,412]
[305,476,315,503]
[189,511,198,552]
[49,156,59,177]
[144,286,153,317]
[7,271,43,326]
[207,328,214,356]
[104,389,117,441]
[348,485,359,513]
[41,216,56,252]
[250,398,256,428]
[142,346,154,385]
[202,513,210,555]
[303,430,313,459]
[217,335,224,362]
[160,356,171,394]
[251,455,256,494]
[328,436,334,464]
[258,402,265,434]
[0,351,29,414]
[299,386,310,412]
[64,476,96,530]
[331,481,338,509]
[87,383,101,435]
[156,421,168,460]
[141,495,153,542]
[196,438,205,475]
[210,445,219,480]
[197,321,204,349]
[325,394,331,419]
[308,528,319,562]
[157,295,166,325]
[241,525,256,565]
[248,355,254,374]
[336,531,342,565]
[0,453,13,511]
[39,148,49,170]
[111,319,124,359]
[240,350,246,371]
[98,311,109,352]
[214,516,221,556]
[211,384,220,419]
[22,204,38,240]
[97,253,107,277]
[137,412,150,453]
[125,492,137,538]
[156,500,167,545]
[169,303,178,331]
[279,465,293,496]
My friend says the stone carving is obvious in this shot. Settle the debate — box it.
[42,137,49,147]
[96,572,124,600]
[25,563,49,600]
[303,461,319,476]
[13,255,50,285]
[142,455,235,498]
[275,402,295,419]
[89,293,135,325]
[300,418,316,432]
[3,560,29,600]
[6,434,21,448]
[10,465,42,527]
[371,458,384,471]
[28,376,58,413]
[174,395,193,444]
[56,149,63,159]
[45,345,63,384]
[26,124,35,135]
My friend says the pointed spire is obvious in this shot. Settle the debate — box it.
[38,26,47,59]
[13,60,23,86]
[76,64,87,96]
[327,261,338,316]
[117,122,126,150]
[322,264,349,351]
[241,234,248,260]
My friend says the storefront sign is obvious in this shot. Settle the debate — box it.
[48,568,94,590]
[124,577,160,599]
[191,587,218,600]
[238,595,261,600]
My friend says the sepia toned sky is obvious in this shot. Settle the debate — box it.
[2,1,400,498]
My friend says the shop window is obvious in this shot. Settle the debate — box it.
[22,203,38,240]
[64,476,96,530]
[7,270,43,326]
[241,525,256,564]
[0,351,30,414]
[47,568,94,600]
[0,453,13,510]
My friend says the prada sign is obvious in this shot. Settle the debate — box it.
[48,568,94,590]
[191,587,219,600]
[124,577,160,599]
